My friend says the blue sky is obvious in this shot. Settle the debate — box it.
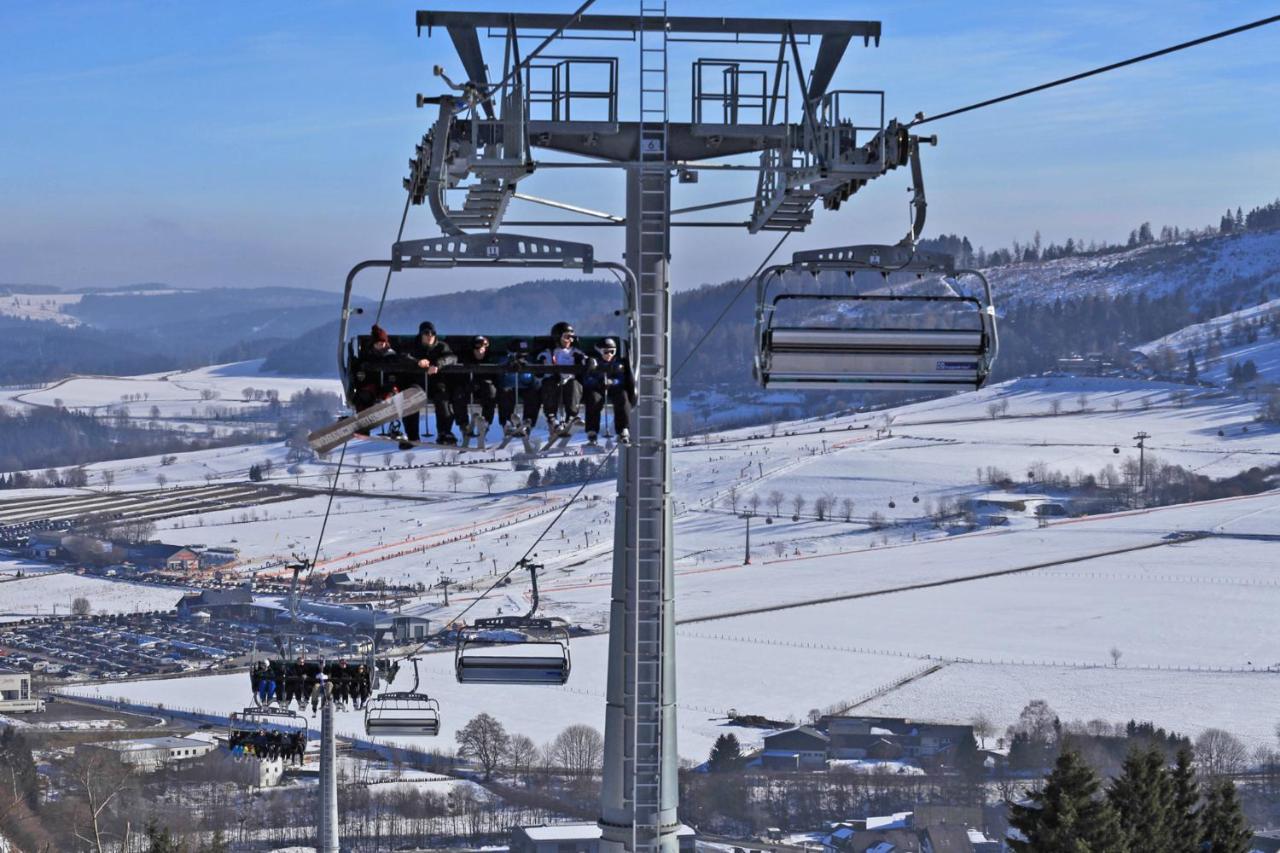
[2,1,1277,293]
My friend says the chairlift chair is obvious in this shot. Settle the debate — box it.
[454,558,571,685]
[364,658,440,737]
[229,706,307,739]
[754,243,998,392]
[455,616,572,685]
[334,234,639,452]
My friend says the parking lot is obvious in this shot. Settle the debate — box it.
[0,611,361,682]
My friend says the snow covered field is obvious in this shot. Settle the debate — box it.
[13,360,340,421]
[19,364,1280,759]
[0,570,190,619]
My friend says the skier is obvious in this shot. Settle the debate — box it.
[451,335,498,442]
[497,338,542,435]
[537,322,591,436]
[582,337,635,445]
[406,321,458,447]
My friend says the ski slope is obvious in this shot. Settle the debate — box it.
[22,367,1280,758]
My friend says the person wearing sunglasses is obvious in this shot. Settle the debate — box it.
[583,337,635,445]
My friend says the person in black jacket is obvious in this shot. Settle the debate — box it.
[405,321,459,446]
[452,335,498,440]
[583,338,635,445]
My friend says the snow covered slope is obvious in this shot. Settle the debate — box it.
[985,230,1280,308]
[1137,297,1280,384]
[41,369,1279,759]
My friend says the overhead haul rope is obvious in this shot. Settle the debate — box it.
[671,225,798,380]
[909,14,1280,127]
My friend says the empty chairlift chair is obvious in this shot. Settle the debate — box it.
[754,244,998,392]
[454,557,572,685]
[364,658,440,737]
[455,616,572,685]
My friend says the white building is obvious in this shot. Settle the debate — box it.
[511,823,696,853]
[0,672,43,713]
[77,736,215,771]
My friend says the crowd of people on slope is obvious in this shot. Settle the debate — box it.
[228,727,307,765]
[352,320,635,450]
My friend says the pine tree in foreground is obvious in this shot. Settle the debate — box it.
[1008,749,1123,853]
[1108,744,1174,852]
[1200,778,1252,853]
[1167,745,1201,853]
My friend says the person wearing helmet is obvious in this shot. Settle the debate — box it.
[407,321,459,446]
[537,321,590,433]
[497,338,542,434]
[452,334,498,439]
[583,337,635,445]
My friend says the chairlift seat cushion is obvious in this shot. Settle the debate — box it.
[768,327,985,353]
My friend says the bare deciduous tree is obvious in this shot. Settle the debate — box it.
[505,733,540,786]
[547,724,604,778]
[1048,399,1063,416]
[747,493,761,516]
[986,402,1001,419]
[449,470,463,492]
[768,489,784,518]
[840,497,855,522]
[386,470,401,489]
[415,468,430,491]
[790,494,806,519]
[456,713,509,781]
[71,596,91,616]
[1195,728,1248,780]
[480,472,498,495]
[99,470,115,492]
[154,473,167,490]
[1109,646,1123,667]
[971,713,994,749]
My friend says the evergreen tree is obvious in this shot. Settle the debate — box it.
[1009,750,1124,852]
[144,819,185,853]
[1186,350,1198,384]
[1168,746,1201,853]
[1200,779,1252,853]
[708,733,744,773]
[1108,745,1174,852]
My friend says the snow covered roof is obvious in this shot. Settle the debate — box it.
[85,736,212,752]
[520,823,694,841]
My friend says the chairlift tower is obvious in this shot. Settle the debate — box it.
[405,6,926,850]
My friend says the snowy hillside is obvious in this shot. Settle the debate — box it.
[26,366,1275,761]
[984,230,1280,308]
[1137,297,1280,384]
